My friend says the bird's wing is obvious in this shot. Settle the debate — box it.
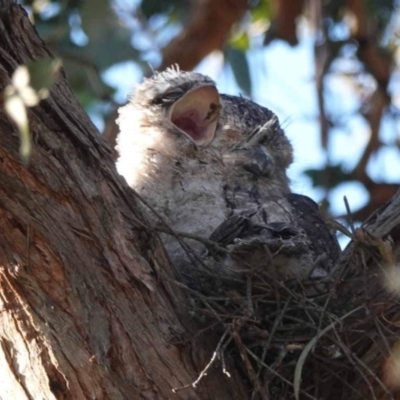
[286,193,341,271]
[209,213,255,247]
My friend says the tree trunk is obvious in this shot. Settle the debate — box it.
[0,2,247,399]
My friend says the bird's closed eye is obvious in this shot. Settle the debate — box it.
[151,88,185,105]
[161,88,185,101]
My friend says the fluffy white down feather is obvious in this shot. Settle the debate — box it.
[116,101,228,267]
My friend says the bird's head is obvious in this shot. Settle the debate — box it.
[218,94,293,172]
[126,66,221,148]
[117,68,293,193]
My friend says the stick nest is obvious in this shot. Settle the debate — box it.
[172,230,400,400]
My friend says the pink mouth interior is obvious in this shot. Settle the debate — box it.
[168,85,220,146]
[171,110,207,141]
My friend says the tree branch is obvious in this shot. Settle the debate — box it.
[160,0,248,71]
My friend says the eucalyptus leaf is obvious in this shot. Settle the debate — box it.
[140,0,178,18]
[230,31,250,52]
[226,47,252,96]
[304,164,350,189]
[250,0,272,22]
[26,58,61,93]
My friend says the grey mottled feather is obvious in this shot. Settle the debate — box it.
[209,193,340,280]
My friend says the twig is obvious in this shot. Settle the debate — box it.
[343,196,356,234]
[257,297,291,379]
[293,305,364,400]
[172,328,232,393]
[233,320,269,400]
[330,322,392,400]
[155,226,229,253]
[246,274,254,316]
[162,276,227,319]
[312,355,365,398]
[246,348,318,400]
[319,205,353,238]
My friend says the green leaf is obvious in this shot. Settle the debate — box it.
[250,0,272,22]
[140,0,189,19]
[226,47,252,96]
[26,58,61,95]
[304,164,350,189]
[367,0,395,15]
[141,0,176,18]
[230,31,250,52]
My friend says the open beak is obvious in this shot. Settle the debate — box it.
[168,85,220,147]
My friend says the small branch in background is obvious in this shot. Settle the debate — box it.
[346,0,392,90]
[352,85,388,183]
[343,196,356,234]
[345,0,392,189]
[160,0,248,71]
[345,1,394,219]
[337,183,399,222]
[309,0,330,151]
[309,3,352,151]
[309,0,339,208]
[306,0,395,221]
[264,0,304,46]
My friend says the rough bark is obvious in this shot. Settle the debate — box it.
[0,2,247,399]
